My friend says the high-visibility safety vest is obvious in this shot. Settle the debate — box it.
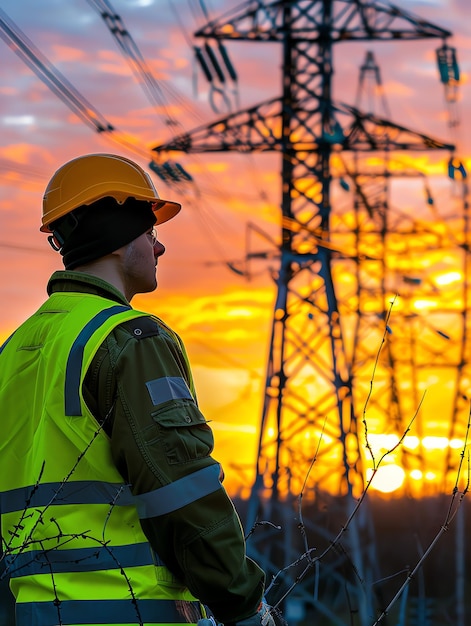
[0,292,203,626]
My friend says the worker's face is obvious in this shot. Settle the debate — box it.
[120,227,165,300]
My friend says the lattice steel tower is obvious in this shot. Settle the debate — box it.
[153,1,461,621]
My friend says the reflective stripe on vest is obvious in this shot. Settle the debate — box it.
[0,480,134,514]
[16,598,198,626]
[5,541,159,577]
[65,304,131,416]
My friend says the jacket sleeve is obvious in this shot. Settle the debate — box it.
[84,315,265,625]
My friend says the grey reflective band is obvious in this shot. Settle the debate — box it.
[6,542,156,578]
[0,480,134,515]
[65,304,132,416]
[146,376,193,406]
[16,598,201,626]
[136,464,222,519]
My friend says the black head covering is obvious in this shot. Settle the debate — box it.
[51,196,157,270]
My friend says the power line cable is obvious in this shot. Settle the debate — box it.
[0,8,254,270]
[166,0,270,205]
[87,0,214,137]
[0,7,156,164]
[85,0,183,131]
[0,241,52,254]
[0,7,114,134]
[0,157,46,180]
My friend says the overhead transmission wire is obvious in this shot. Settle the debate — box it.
[87,0,259,155]
[349,47,459,243]
[0,6,232,276]
[183,0,238,112]
[84,0,209,133]
[130,0,269,276]
[0,10,181,263]
[0,240,52,255]
[435,40,467,210]
[0,7,113,135]
[84,0,228,202]
[0,3,234,271]
[0,157,47,181]
[83,0,232,197]
[0,7,152,161]
[284,49,453,269]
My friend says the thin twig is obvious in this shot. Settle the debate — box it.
[363,296,397,467]
[298,415,328,555]
[371,403,471,625]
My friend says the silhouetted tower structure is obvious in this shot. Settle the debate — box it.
[153,1,456,620]
[347,49,452,490]
[153,0,454,493]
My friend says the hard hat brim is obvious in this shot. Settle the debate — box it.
[152,199,181,225]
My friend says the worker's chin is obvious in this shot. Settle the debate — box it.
[147,279,158,293]
[138,277,158,295]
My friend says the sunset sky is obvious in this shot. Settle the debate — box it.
[1,0,470,496]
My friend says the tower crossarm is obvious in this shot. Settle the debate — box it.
[152,97,282,154]
[152,97,454,155]
[338,102,455,152]
[194,0,451,43]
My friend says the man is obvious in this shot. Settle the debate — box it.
[0,153,269,626]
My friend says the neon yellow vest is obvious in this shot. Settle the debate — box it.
[0,292,201,626]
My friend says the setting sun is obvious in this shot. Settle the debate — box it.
[367,464,405,493]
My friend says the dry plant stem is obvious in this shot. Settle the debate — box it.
[371,407,471,626]
[362,296,396,467]
[298,415,328,556]
[264,416,329,599]
[245,520,282,542]
[370,493,467,625]
[2,460,46,558]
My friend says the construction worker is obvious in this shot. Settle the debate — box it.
[0,154,273,626]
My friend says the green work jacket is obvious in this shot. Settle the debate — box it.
[0,271,264,626]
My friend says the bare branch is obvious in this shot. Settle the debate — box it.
[363,296,397,468]
[370,402,471,625]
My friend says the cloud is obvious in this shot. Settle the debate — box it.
[50,44,87,63]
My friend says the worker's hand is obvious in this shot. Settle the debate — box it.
[196,602,286,626]
[228,602,286,626]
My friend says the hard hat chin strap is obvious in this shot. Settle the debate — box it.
[47,211,81,252]
[47,234,63,252]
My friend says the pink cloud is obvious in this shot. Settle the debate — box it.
[50,44,87,63]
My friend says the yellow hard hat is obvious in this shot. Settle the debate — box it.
[41,153,181,233]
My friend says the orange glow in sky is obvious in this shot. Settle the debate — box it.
[1,0,471,499]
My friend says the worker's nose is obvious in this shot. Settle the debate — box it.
[154,240,165,258]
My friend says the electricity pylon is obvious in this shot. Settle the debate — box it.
[153,1,456,621]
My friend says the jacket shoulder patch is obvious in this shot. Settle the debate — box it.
[120,316,160,340]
